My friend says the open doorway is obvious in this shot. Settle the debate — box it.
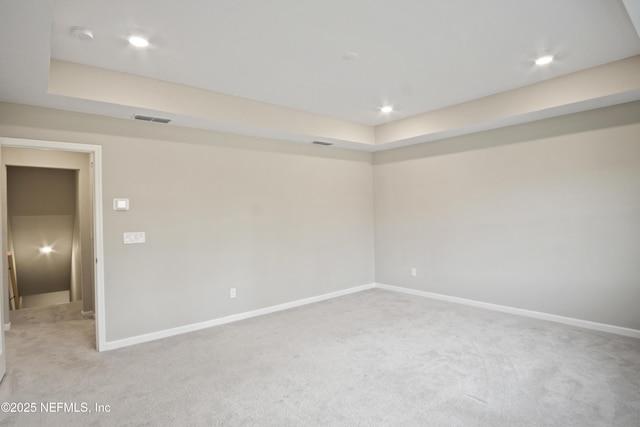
[6,166,85,310]
[0,138,105,354]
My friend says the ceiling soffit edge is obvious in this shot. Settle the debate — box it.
[46,56,640,151]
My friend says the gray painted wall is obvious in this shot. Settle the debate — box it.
[0,104,376,342]
[100,135,375,341]
[0,101,638,343]
[374,101,640,330]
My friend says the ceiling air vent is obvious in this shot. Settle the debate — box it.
[134,114,171,124]
[312,140,333,146]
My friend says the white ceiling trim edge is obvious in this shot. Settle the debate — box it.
[376,56,640,149]
[48,60,375,147]
[47,56,640,152]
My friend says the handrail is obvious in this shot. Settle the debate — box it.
[7,252,20,310]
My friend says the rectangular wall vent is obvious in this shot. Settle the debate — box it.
[134,115,171,124]
[312,140,333,146]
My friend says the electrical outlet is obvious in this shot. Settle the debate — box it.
[411,267,417,277]
[230,288,236,298]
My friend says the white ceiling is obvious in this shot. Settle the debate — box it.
[1,0,640,150]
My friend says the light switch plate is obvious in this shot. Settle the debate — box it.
[123,232,145,244]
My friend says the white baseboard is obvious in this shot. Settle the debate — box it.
[102,283,376,351]
[375,283,640,339]
[3,323,10,331]
[100,281,638,351]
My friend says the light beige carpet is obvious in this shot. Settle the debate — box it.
[0,289,639,426]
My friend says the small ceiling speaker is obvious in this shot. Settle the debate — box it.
[70,26,94,41]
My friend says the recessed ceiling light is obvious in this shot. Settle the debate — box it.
[381,105,393,113]
[535,55,554,65]
[39,246,53,254]
[128,35,149,48]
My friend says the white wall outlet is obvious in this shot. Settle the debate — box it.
[123,232,146,244]
[230,288,236,298]
[411,267,417,277]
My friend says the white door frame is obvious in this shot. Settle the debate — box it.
[0,137,106,351]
